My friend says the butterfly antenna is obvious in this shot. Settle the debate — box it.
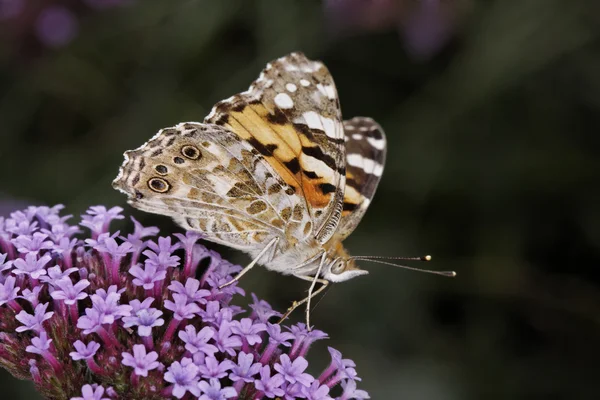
[356,255,432,262]
[352,255,456,277]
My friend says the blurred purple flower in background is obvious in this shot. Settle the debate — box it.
[35,6,78,47]
[325,0,471,59]
[0,204,368,399]
[0,0,24,20]
[1,0,134,49]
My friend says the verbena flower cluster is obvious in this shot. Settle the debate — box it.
[0,205,369,399]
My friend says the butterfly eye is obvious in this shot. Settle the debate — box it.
[181,145,201,160]
[332,260,345,274]
[148,178,170,193]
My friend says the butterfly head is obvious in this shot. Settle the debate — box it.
[321,242,368,283]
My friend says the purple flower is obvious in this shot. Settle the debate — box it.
[327,347,360,381]
[0,275,19,305]
[12,253,51,279]
[213,320,242,357]
[143,249,180,270]
[15,302,54,333]
[90,290,131,324]
[250,292,282,321]
[274,354,314,387]
[229,352,261,383]
[122,298,164,337]
[91,285,124,300]
[77,308,103,335]
[164,293,201,321]
[20,286,42,306]
[198,378,237,400]
[255,365,285,398]
[0,254,12,273]
[173,231,202,251]
[70,340,100,360]
[198,301,221,325]
[266,323,295,347]
[12,232,53,255]
[230,318,266,346]
[129,262,166,289]
[94,237,133,259]
[129,216,159,240]
[71,384,111,400]
[283,382,306,399]
[85,231,119,250]
[50,278,90,305]
[146,236,180,254]
[26,331,52,355]
[83,206,124,230]
[340,379,370,400]
[303,380,333,400]
[168,278,211,304]
[178,325,217,356]
[121,344,160,377]
[197,356,235,379]
[164,358,201,398]
[39,265,78,285]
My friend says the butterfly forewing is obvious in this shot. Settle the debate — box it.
[205,52,346,245]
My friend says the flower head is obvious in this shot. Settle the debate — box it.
[0,204,367,399]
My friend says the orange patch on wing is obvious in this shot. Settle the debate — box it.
[303,179,332,208]
[223,105,305,192]
[342,185,363,216]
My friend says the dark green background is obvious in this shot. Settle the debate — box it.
[2,1,600,398]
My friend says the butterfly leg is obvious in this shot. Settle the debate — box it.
[219,237,279,289]
[277,253,329,330]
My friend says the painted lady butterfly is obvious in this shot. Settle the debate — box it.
[113,52,433,327]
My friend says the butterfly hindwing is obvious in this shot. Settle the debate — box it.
[335,117,386,240]
[205,52,346,245]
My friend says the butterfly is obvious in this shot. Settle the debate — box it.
[113,52,441,327]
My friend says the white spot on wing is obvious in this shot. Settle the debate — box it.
[366,137,386,150]
[321,118,337,138]
[274,93,294,109]
[316,83,327,97]
[352,133,362,140]
[347,154,363,168]
[286,83,297,93]
[347,153,384,176]
[373,163,384,177]
[302,112,339,139]
[324,85,336,100]
[300,79,310,87]
[303,111,323,130]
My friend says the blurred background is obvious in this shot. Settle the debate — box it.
[2,0,600,398]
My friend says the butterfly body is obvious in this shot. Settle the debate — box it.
[113,52,386,291]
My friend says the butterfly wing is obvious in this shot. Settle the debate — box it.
[112,122,311,252]
[335,117,387,240]
[205,52,346,245]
